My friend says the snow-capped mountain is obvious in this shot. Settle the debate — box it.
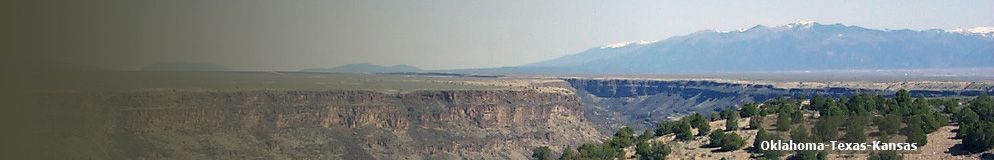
[950,27,994,37]
[520,22,994,73]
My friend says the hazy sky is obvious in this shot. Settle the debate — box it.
[35,0,994,71]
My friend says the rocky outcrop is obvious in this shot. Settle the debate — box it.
[34,90,602,159]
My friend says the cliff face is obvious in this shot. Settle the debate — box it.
[565,78,994,133]
[34,90,601,159]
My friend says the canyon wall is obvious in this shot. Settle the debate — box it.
[565,78,994,133]
[26,90,602,159]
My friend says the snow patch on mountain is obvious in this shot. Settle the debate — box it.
[600,40,659,48]
[950,27,994,37]
[785,20,818,28]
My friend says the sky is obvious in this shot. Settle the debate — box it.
[25,0,994,71]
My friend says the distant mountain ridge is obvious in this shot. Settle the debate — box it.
[301,63,421,73]
[141,62,230,71]
[509,22,994,73]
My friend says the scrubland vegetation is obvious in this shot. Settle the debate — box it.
[534,90,994,160]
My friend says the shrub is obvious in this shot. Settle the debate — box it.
[777,111,792,131]
[843,115,868,143]
[674,121,693,141]
[749,115,763,130]
[610,126,635,148]
[531,146,552,160]
[813,116,841,141]
[635,141,670,160]
[726,112,739,131]
[902,116,928,146]
[577,143,623,159]
[655,121,675,136]
[875,114,902,136]
[741,103,759,118]
[719,132,745,151]
[963,121,994,150]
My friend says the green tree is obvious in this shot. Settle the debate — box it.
[635,141,670,160]
[959,93,994,151]
[719,132,745,151]
[825,104,848,117]
[868,150,903,160]
[810,95,830,113]
[919,112,948,133]
[847,94,876,115]
[655,121,675,136]
[969,93,993,121]
[741,103,759,118]
[726,111,740,131]
[638,129,654,142]
[697,121,711,136]
[843,115,867,143]
[941,99,961,114]
[777,111,792,131]
[711,112,721,121]
[720,108,734,120]
[896,89,912,109]
[790,122,817,160]
[956,108,980,139]
[558,147,578,160]
[674,121,693,141]
[610,126,636,148]
[963,121,994,150]
[752,128,769,153]
[709,129,744,151]
[749,115,764,130]
[760,134,785,160]
[956,108,980,125]
[875,114,902,136]
[708,129,726,148]
[689,113,711,136]
[902,116,928,146]
[791,121,812,143]
[531,146,552,160]
[812,116,841,142]
[577,143,622,159]
[790,110,804,124]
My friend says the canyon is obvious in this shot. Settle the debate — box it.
[9,71,992,159]
[566,78,994,133]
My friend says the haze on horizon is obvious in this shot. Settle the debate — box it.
[22,0,994,71]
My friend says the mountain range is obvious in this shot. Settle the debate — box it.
[484,22,994,74]
[141,62,231,71]
[301,63,422,73]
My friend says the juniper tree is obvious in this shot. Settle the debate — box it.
[726,111,740,131]
[777,110,792,131]
[675,121,693,141]
[843,115,867,143]
[749,115,764,130]
[741,103,759,118]
[813,116,841,142]
[902,116,928,146]
[531,146,552,160]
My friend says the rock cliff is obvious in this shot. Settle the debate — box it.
[28,89,602,159]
